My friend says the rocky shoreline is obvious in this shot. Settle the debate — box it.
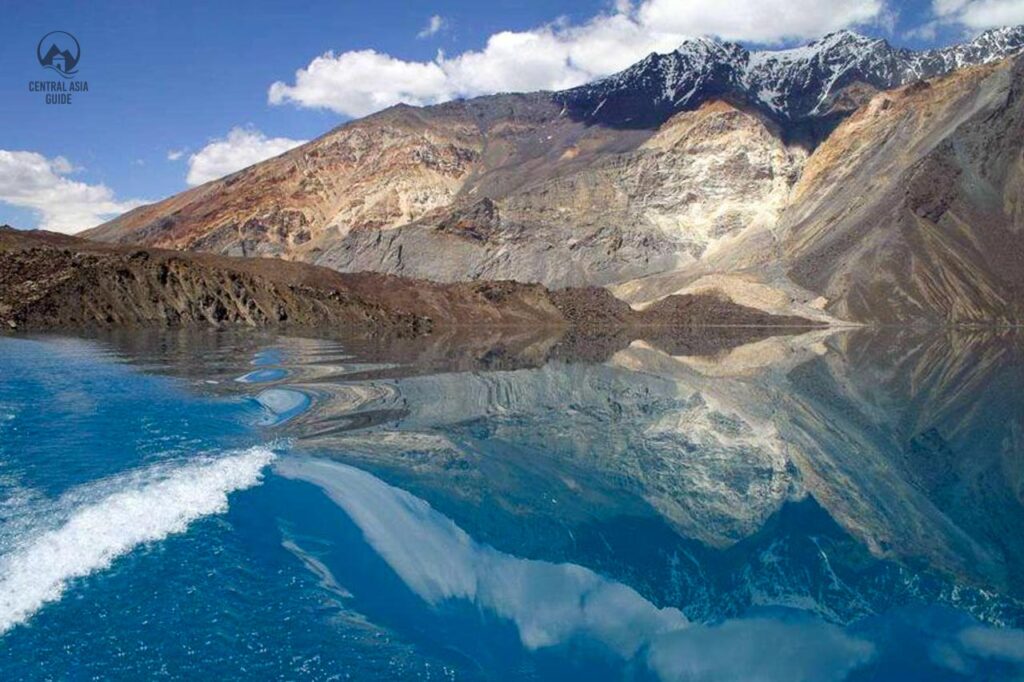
[0,227,819,332]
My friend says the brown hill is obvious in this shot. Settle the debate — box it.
[0,228,816,331]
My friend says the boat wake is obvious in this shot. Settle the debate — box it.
[0,446,275,634]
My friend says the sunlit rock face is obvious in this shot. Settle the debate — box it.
[776,60,1024,323]
[485,101,804,277]
[86,103,490,259]
[614,57,1024,323]
[86,29,1024,323]
[632,102,804,257]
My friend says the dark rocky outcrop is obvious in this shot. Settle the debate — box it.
[0,228,819,331]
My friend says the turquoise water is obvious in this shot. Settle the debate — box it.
[1,329,1023,680]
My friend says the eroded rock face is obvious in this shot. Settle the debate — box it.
[93,97,806,291]
[490,101,803,267]
[633,103,803,255]
[614,56,1024,323]
[778,59,1024,323]
[89,103,488,258]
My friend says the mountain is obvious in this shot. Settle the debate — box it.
[85,27,1024,324]
[616,52,1024,323]
[559,26,1024,135]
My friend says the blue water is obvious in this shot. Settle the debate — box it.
[1,330,1023,680]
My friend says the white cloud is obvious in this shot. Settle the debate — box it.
[903,20,940,41]
[268,1,890,118]
[932,0,1024,30]
[166,149,185,161]
[637,0,885,44]
[268,50,450,117]
[0,150,147,234]
[185,127,307,186]
[934,0,971,14]
[418,15,446,39]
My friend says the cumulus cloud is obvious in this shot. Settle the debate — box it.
[932,0,1024,30]
[268,0,890,118]
[418,15,446,39]
[637,0,885,43]
[185,127,307,186]
[268,50,450,117]
[0,150,147,234]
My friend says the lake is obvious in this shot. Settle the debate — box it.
[1,327,1022,680]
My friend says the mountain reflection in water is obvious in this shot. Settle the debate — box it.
[3,325,1023,680]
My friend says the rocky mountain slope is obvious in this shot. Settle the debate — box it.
[85,28,1024,324]
[616,55,1024,323]
[0,227,815,330]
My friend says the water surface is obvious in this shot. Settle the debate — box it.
[1,327,1022,680]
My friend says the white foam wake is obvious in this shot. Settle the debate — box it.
[0,447,275,634]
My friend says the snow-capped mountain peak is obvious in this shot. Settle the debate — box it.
[558,25,1024,129]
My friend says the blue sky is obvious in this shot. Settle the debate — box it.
[1,0,1020,232]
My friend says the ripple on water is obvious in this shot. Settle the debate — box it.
[251,349,284,367]
[235,368,288,384]
[253,389,313,426]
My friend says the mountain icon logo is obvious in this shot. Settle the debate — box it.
[37,31,80,78]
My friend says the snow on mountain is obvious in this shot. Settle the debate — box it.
[558,26,1024,127]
